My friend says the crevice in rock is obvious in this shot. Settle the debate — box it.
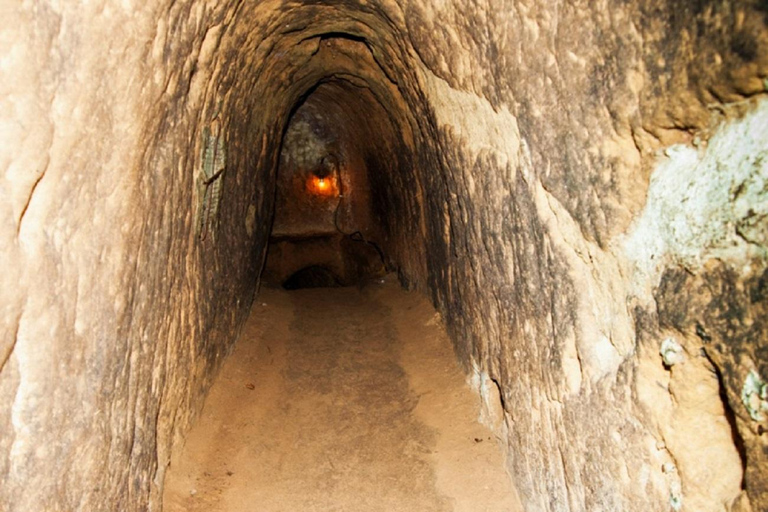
[15,170,45,235]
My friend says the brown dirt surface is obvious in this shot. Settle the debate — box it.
[162,276,522,511]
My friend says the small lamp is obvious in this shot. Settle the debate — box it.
[313,167,331,191]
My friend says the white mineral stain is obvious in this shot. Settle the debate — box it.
[624,99,768,296]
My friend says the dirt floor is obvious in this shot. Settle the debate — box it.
[162,275,522,511]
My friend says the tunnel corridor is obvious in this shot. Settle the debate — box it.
[261,79,392,290]
[160,77,519,509]
[2,1,768,512]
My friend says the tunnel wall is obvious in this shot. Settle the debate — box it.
[389,2,768,511]
[0,3,285,510]
[1,1,767,512]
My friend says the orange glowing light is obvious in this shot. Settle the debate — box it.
[308,175,336,196]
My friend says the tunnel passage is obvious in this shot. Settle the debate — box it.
[262,78,403,289]
[2,2,768,512]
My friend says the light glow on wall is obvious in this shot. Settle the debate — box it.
[307,174,338,197]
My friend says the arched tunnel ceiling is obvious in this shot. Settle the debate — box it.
[216,2,420,137]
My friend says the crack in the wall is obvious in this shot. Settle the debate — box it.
[0,312,22,378]
[15,169,46,236]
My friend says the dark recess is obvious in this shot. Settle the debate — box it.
[283,265,343,290]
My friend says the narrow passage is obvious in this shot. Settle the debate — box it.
[163,277,522,511]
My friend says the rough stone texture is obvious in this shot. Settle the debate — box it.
[655,262,768,509]
[1,1,766,512]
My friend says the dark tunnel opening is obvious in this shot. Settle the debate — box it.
[281,265,343,289]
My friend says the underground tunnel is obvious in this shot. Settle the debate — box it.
[262,78,393,290]
[1,1,768,511]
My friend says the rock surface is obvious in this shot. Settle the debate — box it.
[0,1,766,511]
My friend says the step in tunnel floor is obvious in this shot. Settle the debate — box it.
[162,276,521,512]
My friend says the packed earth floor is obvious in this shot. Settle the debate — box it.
[162,276,521,512]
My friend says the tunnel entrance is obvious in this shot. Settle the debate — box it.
[261,79,390,290]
